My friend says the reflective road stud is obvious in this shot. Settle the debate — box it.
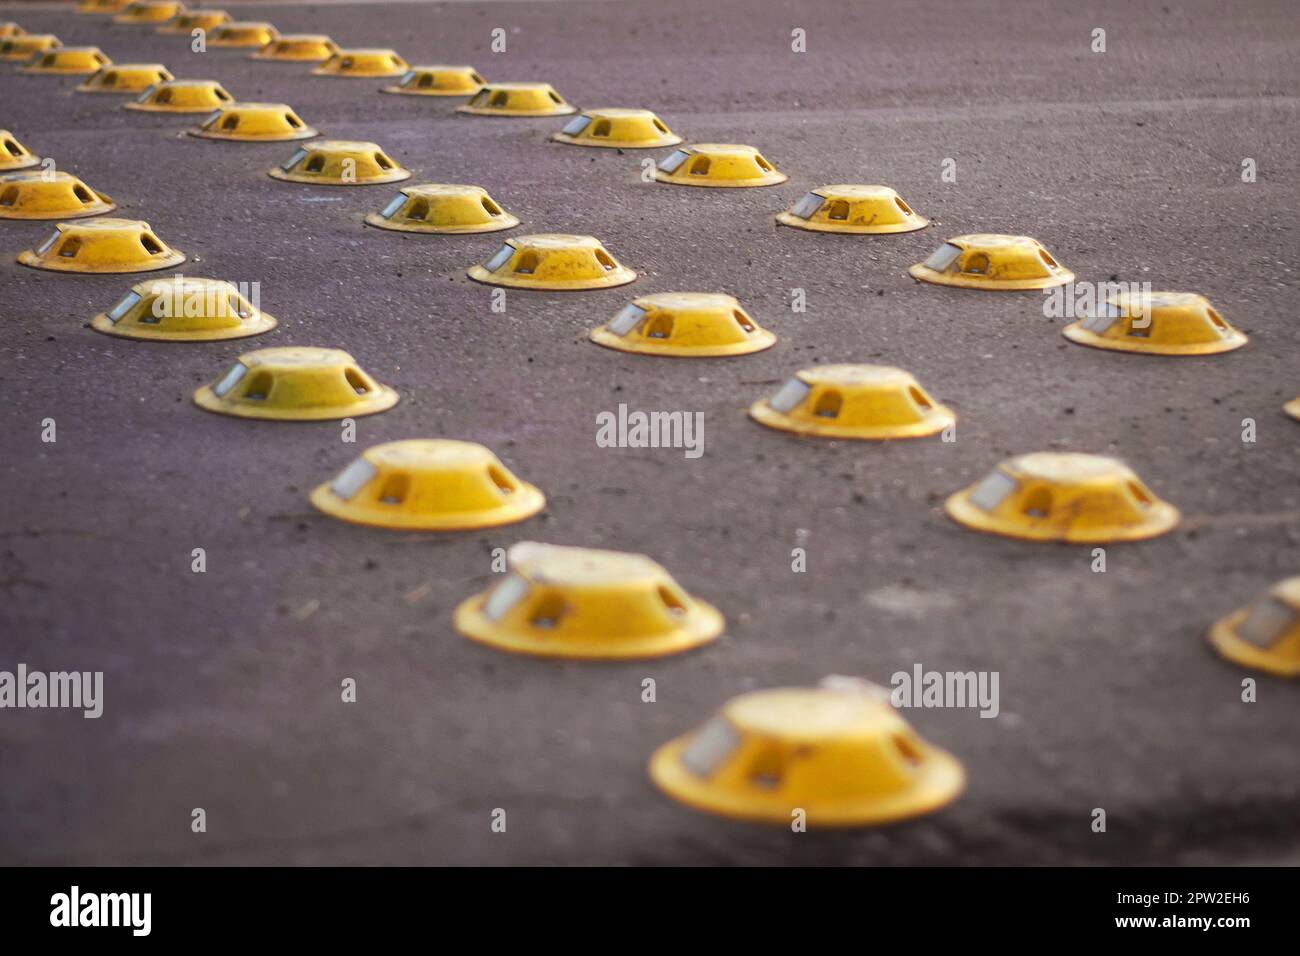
[945,452,1180,544]
[0,23,23,38]
[209,22,279,48]
[654,143,787,187]
[251,35,339,62]
[454,542,724,659]
[77,63,173,94]
[0,171,115,221]
[1285,397,1300,422]
[77,0,132,12]
[1063,291,1247,356]
[468,234,636,291]
[777,185,927,234]
[194,347,398,421]
[188,103,317,142]
[0,131,41,172]
[269,141,410,186]
[365,184,519,234]
[18,219,184,274]
[156,10,229,33]
[112,2,185,25]
[91,277,276,342]
[750,365,955,440]
[380,65,485,96]
[649,685,965,827]
[1209,577,1300,678]
[590,292,775,358]
[124,79,234,113]
[311,48,409,77]
[0,35,61,61]
[551,109,682,149]
[310,440,545,531]
[456,82,577,116]
[909,234,1073,291]
[21,46,110,75]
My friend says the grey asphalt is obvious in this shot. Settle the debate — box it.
[1,0,1297,865]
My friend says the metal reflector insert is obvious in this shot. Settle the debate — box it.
[1082,301,1122,333]
[658,149,689,173]
[561,115,592,136]
[767,378,812,413]
[607,303,646,336]
[484,573,530,621]
[212,361,248,398]
[379,193,407,219]
[35,230,61,255]
[280,148,309,172]
[968,470,1017,512]
[1237,597,1296,649]
[483,244,515,272]
[330,457,379,500]
[398,70,416,85]
[923,243,962,272]
[681,716,742,778]
[790,192,824,219]
[135,84,158,103]
[201,109,223,129]
[107,291,142,322]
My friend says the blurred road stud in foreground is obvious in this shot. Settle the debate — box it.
[909,234,1073,290]
[365,184,519,234]
[208,22,278,48]
[654,143,786,187]
[750,365,954,439]
[456,81,577,116]
[21,46,109,75]
[194,347,398,421]
[251,35,339,62]
[591,292,775,357]
[92,277,276,342]
[188,102,317,142]
[310,440,545,531]
[1209,577,1300,678]
[1285,397,1300,422]
[468,234,635,291]
[551,109,681,149]
[455,542,724,659]
[0,22,23,38]
[17,218,185,274]
[77,63,173,94]
[945,452,1180,543]
[1063,292,1247,356]
[312,48,409,77]
[0,171,115,220]
[777,185,927,234]
[270,140,410,186]
[649,681,965,826]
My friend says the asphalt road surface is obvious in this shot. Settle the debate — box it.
[1,0,1297,865]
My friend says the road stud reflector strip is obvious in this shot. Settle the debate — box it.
[381,65,485,96]
[269,141,410,186]
[365,184,519,234]
[0,35,61,61]
[208,22,279,48]
[156,10,229,33]
[468,234,635,291]
[0,130,41,172]
[77,0,132,12]
[91,276,276,342]
[311,48,409,77]
[113,1,185,25]
[194,347,398,421]
[1,22,26,38]
[456,82,577,116]
[1285,397,1300,422]
[455,542,723,659]
[17,218,185,274]
[649,684,965,827]
[188,103,317,142]
[654,143,787,188]
[124,79,234,113]
[551,108,682,149]
[0,171,115,220]
[251,34,339,62]
[750,365,954,439]
[945,452,1179,543]
[909,234,1073,290]
[777,185,927,234]
[77,63,173,93]
[591,292,775,357]
[21,46,110,75]
[1209,577,1300,678]
[1063,291,1247,356]
[310,440,544,531]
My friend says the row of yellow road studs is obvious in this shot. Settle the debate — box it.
[5,7,1298,828]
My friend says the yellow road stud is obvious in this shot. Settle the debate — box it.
[1209,577,1300,678]
[590,292,775,357]
[156,10,229,33]
[456,81,577,116]
[112,2,185,25]
[0,171,115,221]
[365,184,518,234]
[1285,397,1300,422]
[269,140,410,186]
[380,65,485,96]
[1063,291,1247,356]
[0,130,41,172]
[454,542,724,659]
[654,143,786,187]
[777,184,927,234]
[0,22,25,38]
[77,0,132,13]
[909,234,1073,290]
[124,79,234,113]
[945,452,1180,543]
[468,234,635,291]
[18,218,185,274]
[21,46,110,75]
[310,440,545,531]
[311,48,409,77]
[194,347,398,421]
[750,365,954,439]
[188,102,317,142]
[77,63,173,94]
[251,34,339,62]
[551,108,681,149]
[208,21,278,48]
[649,683,965,827]
[92,276,276,342]
[1,35,61,62]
